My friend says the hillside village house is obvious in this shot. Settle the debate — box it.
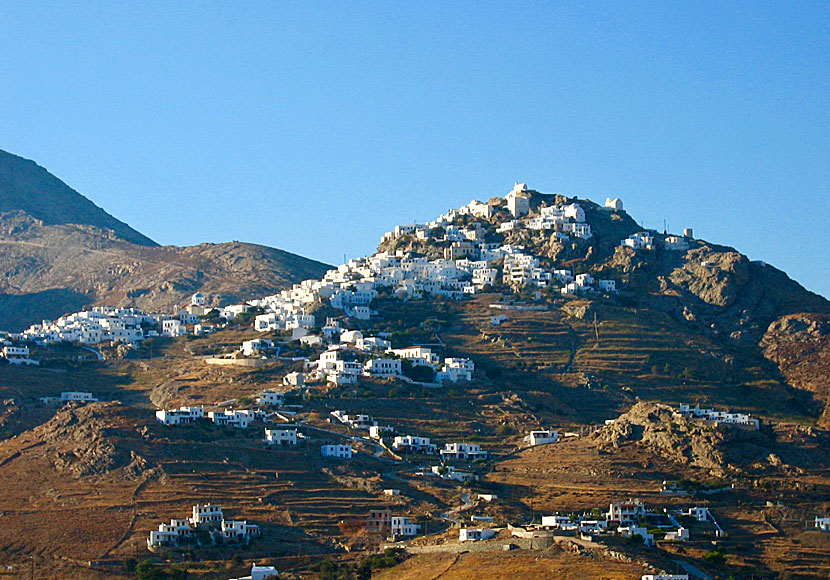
[605,197,624,210]
[815,517,830,532]
[264,427,298,446]
[221,519,261,540]
[155,406,205,425]
[440,442,487,461]
[369,425,394,439]
[39,391,99,404]
[506,182,530,217]
[607,500,647,524]
[437,358,474,382]
[257,390,285,406]
[321,444,353,458]
[364,357,402,377]
[366,508,392,534]
[459,528,496,542]
[207,409,263,429]
[527,429,559,446]
[390,516,421,537]
[1,345,38,365]
[622,232,655,251]
[229,564,280,580]
[393,435,437,453]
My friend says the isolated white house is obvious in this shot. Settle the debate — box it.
[459,528,496,542]
[264,428,298,446]
[527,429,559,446]
[604,197,624,210]
[321,444,353,458]
[229,564,280,580]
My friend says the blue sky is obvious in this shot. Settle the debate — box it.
[1,2,828,297]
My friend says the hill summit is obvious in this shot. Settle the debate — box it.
[0,149,157,246]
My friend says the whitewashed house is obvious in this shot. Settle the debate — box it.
[229,564,280,580]
[622,232,655,251]
[264,427,298,446]
[527,429,559,446]
[393,435,436,453]
[607,500,647,524]
[221,519,261,540]
[438,358,474,382]
[364,358,402,377]
[156,406,205,425]
[605,198,624,210]
[440,442,487,460]
[321,444,353,458]
[162,319,186,337]
[459,528,496,542]
[506,182,530,217]
[815,517,830,532]
[257,391,285,406]
[390,516,421,537]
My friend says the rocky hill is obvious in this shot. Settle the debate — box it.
[0,150,331,330]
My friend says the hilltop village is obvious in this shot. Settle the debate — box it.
[0,183,828,580]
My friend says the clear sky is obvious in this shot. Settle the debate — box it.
[1,2,828,297]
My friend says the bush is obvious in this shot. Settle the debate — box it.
[703,550,726,565]
[124,558,138,574]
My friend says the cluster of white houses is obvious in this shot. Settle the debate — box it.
[244,183,631,336]
[676,403,760,430]
[148,504,260,548]
[300,333,474,387]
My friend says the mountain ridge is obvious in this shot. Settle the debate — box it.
[0,150,331,330]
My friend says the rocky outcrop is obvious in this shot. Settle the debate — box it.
[595,402,729,477]
[762,313,830,427]
[36,402,149,479]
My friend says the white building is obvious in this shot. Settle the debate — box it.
[459,528,496,542]
[257,390,285,406]
[622,232,655,251]
[321,444,353,458]
[390,516,421,537]
[1,345,38,365]
[155,406,205,426]
[815,517,830,532]
[505,183,530,217]
[364,358,402,377]
[162,319,186,337]
[393,435,436,453]
[229,564,280,580]
[264,427,298,446]
[440,442,487,460]
[222,519,261,540]
[191,503,224,525]
[527,429,559,446]
[642,576,688,580]
[605,198,624,210]
[607,500,646,523]
[437,358,474,382]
